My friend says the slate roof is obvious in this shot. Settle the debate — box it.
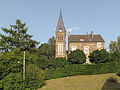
[69,34,105,42]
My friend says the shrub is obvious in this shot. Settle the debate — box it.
[0,50,23,80]
[116,72,120,77]
[89,49,110,63]
[0,73,25,90]
[48,58,68,69]
[36,55,50,70]
[25,64,45,89]
[102,77,120,90]
[110,51,120,63]
[44,63,120,80]
[68,49,86,64]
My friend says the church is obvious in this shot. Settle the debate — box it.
[55,10,105,63]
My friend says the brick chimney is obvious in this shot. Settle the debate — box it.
[68,32,70,37]
[91,31,93,37]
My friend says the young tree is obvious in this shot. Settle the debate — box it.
[0,19,39,80]
[68,49,86,64]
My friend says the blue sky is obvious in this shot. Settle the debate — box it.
[0,0,120,50]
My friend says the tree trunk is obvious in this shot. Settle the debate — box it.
[23,51,25,80]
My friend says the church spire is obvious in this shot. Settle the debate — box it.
[57,10,64,27]
[56,10,66,32]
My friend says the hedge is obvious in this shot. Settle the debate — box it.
[44,62,120,80]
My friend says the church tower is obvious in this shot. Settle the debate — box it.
[55,10,66,58]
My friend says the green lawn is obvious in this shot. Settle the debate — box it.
[39,73,120,90]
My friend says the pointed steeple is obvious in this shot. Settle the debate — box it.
[57,10,64,27]
[56,10,66,32]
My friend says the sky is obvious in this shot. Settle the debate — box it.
[0,0,120,50]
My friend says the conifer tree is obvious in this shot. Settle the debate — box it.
[0,19,39,80]
[0,19,39,52]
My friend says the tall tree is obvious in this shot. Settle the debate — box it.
[109,36,120,53]
[48,36,56,57]
[38,36,55,58]
[0,19,39,80]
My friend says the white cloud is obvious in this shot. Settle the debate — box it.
[67,26,80,32]
[67,28,72,32]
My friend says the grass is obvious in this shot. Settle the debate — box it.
[39,73,120,90]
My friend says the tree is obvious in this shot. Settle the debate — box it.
[109,36,120,62]
[89,49,110,63]
[37,36,55,58]
[0,19,39,52]
[0,19,39,80]
[68,49,86,64]
[48,36,56,57]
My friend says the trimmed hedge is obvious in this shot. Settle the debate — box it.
[44,63,120,80]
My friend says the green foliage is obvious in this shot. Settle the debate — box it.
[109,36,120,63]
[0,50,23,80]
[116,70,120,77]
[68,49,86,64]
[110,50,120,63]
[102,77,120,90]
[44,63,120,80]
[37,36,55,59]
[89,49,110,63]
[36,56,68,70]
[25,64,45,89]
[0,73,25,90]
[48,58,68,69]
[0,19,39,52]
[36,55,50,70]
[48,36,56,57]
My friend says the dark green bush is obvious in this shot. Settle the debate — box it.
[68,49,86,64]
[116,72,120,77]
[102,77,120,90]
[89,49,110,63]
[48,58,68,69]
[36,56,68,70]
[44,63,120,80]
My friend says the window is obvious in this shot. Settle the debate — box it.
[72,46,77,51]
[58,44,59,55]
[84,46,89,54]
[97,42,101,48]
[62,44,63,55]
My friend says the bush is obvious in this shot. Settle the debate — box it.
[68,49,86,64]
[89,49,110,63]
[36,56,68,70]
[110,51,120,63]
[25,64,45,89]
[102,77,120,90]
[44,63,120,80]
[36,55,50,70]
[0,73,25,90]
[0,50,23,80]
[48,58,68,69]
[116,72,120,77]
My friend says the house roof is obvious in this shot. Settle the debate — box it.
[69,34,105,42]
